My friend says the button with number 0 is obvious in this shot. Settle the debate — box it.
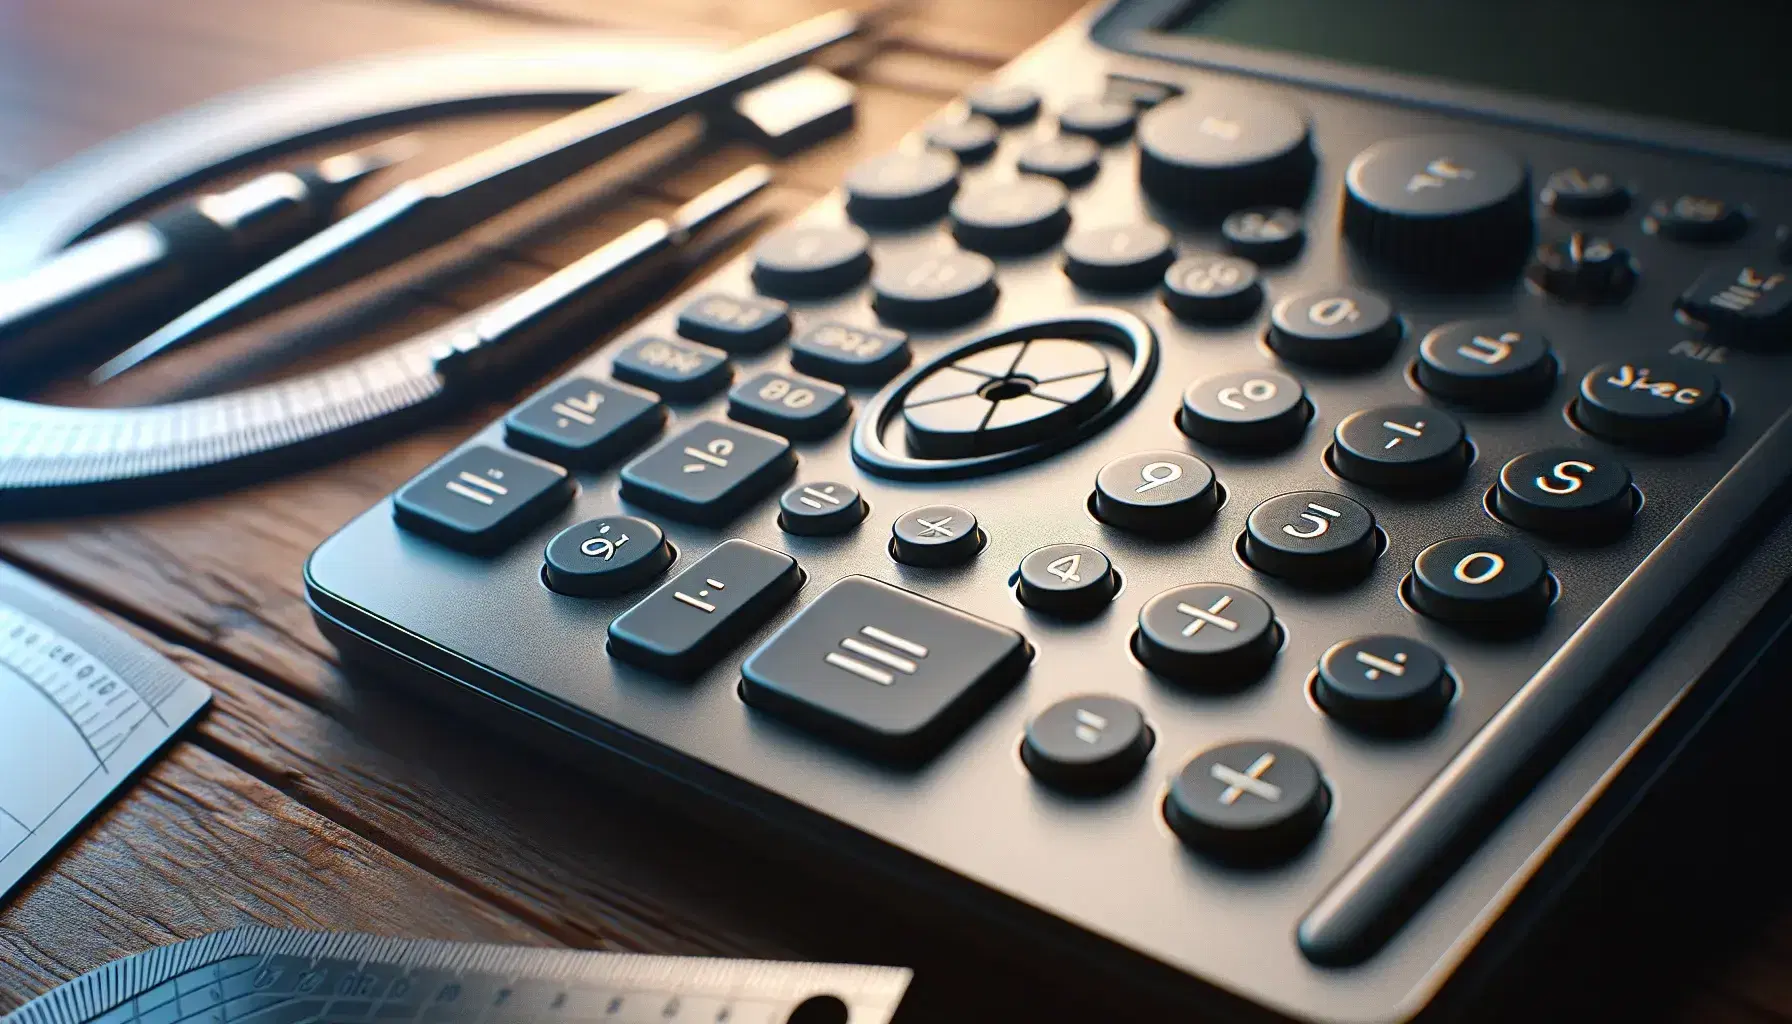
[728,370,850,440]
[1016,543,1118,618]
[1408,536,1551,628]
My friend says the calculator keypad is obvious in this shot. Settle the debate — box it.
[341,41,1792,1023]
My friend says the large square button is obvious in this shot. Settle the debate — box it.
[503,377,664,468]
[393,445,573,554]
[619,420,796,525]
[741,576,1031,760]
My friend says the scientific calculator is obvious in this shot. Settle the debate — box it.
[306,1,1792,1020]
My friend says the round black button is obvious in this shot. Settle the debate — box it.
[1017,135,1101,187]
[891,504,983,567]
[1341,135,1533,283]
[777,480,869,536]
[924,114,1001,165]
[965,82,1040,126]
[1572,361,1726,448]
[750,224,872,299]
[1135,584,1279,687]
[1161,253,1262,324]
[1314,636,1453,735]
[1267,288,1401,369]
[1138,90,1315,216]
[1331,405,1469,492]
[950,177,1071,254]
[1178,368,1309,451]
[1063,223,1175,292]
[1017,543,1118,619]
[871,250,999,328]
[1058,97,1137,144]
[1526,232,1638,303]
[543,516,673,597]
[1165,740,1328,864]
[1022,695,1151,792]
[1414,321,1557,408]
[1541,167,1630,219]
[1408,536,1551,628]
[844,151,959,226]
[1243,491,1378,586]
[1646,194,1750,244]
[1091,451,1220,536]
[1494,449,1635,539]
[1221,207,1305,266]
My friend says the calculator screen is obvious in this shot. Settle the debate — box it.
[1172,0,1792,143]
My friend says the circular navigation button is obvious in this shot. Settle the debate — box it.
[1494,449,1635,540]
[1408,536,1551,628]
[924,114,1001,165]
[750,224,872,299]
[1541,167,1630,219]
[1572,361,1726,448]
[1314,636,1452,735]
[1342,134,1533,283]
[1161,253,1262,324]
[1414,321,1557,409]
[1646,194,1750,243]
[1092,451,1219,536]
[844,151,959,225]
[1331,405,1469,492]
[1022,695,1151,792]
[1267,288,1401,369]
[1178,368,1309,451]
[1058,97,1137,144]
[1063,223,1175,292]
[891,504,983,567]
[1526,232,1638,303]
[1243,491,1378,586]
[1135,584,1279,688]
[777,480,869,536]
[1017,135,1101,187]
[871,249,998,327]
[1138,90,1315,216]
[543,516,673,597]
[1222,206,1305,266]
[901,339,1112,458]
[1016,543,1118,619]
[1165,740,1329,864]
[950,177,1072,254]
[965,82,1040,125]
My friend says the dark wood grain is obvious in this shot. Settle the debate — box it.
[0,743,546,1013]
[2,0,1791,1020]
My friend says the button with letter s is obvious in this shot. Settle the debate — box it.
[1494,448,1636,539]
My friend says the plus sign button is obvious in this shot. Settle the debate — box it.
[1166,740,1330,863]
[1133,583,1279,689]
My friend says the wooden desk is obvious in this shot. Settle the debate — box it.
[0,2,1787,1020]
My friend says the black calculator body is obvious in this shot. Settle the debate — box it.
[305,1,1792,1020]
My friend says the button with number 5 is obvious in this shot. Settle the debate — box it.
[1408,536,1551,628]
[728,370,850,440]
[1494,448,1635,539]
[1017,543,1118,618]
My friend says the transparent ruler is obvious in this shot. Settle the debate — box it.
[4,928,913,1024]
[0,562,211,900]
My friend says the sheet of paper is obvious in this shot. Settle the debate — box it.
[0,565,210,901]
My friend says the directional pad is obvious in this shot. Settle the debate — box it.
[900,339,1111,458]
[741,576,1031,760]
